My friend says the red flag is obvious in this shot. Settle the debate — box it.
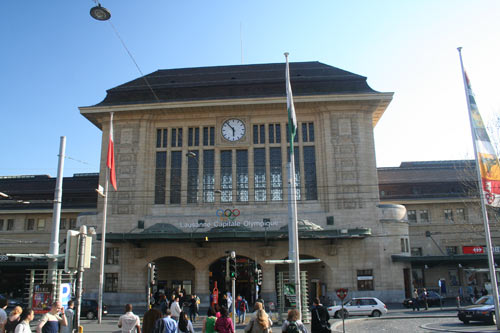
[107,112,117,191]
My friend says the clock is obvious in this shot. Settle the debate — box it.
[221,119,246,142]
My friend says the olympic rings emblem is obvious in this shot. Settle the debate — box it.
[216,209,241,220]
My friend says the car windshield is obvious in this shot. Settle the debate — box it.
[475,296,494,305]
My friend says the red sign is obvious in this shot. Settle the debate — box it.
[336,288,348,300]
[463,246,485,254]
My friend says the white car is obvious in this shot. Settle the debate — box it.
[327,297,388,318]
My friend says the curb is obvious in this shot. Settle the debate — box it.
[420,322,500,333]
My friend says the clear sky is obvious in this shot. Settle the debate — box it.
[1,0,499,177]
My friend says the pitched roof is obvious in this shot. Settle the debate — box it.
[92,61,378,106]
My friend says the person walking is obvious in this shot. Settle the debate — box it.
[5,306,22,333]
[142,308,162,333]
[238,297,248,324]
[202,308,217,333]
[170,297,181,322]
[60,301,74,333]
[177,312,194,333]
[214,307,234,333]
[188,296,197,323]
[244,308,272,333]
[117,304,141,333]
[422,289,429,310]
[281,309,307,333]
[14,309,34,333]
[0,297,9,333]
[36,301,68,333]
[311,298,330,333]
[412,289,420,311]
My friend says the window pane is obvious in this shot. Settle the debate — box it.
[269,124,275,144]
[195,128,200,146]
[302,123,308,142]
[7,219,14,230]
[171,128,177,147]
[276,124,281,143]
[419,210,429,222]
[187,150,199,204]
[303,146,317,200]
[254,148,266,201]
[170,151,182,204]
[155,152,167,204]
[237,150,248,202]
[203,127,209,146]
[156,129,161,148]
[203,150,215,202]
[308,123,314,142]
[0,219,4,231]
[270,147,282,201]
[407,210,417,222]
[188,128,193,146]
[253,125,258,144]
[220,150,232,202]
[163,129,168,147]
[210,127,215,146]
[260,125,265,144]
[178,128,183,147]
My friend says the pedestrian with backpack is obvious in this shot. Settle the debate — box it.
[238,297,248,324]
[281,309,307,333]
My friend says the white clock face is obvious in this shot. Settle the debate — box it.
[221,119,246,142]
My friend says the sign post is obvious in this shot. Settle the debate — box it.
[336,288,348,333]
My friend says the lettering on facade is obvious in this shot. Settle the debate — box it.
[179,220,280,229]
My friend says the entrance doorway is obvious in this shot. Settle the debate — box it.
[209,256,260,305]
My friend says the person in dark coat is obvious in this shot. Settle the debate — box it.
[310,298,330,333]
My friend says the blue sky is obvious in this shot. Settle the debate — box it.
[1,0,499,177]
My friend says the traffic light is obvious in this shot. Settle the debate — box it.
[149,262,157,285]
[257,268,263,286]
[229,252,237,279]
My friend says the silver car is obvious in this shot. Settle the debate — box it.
[327,297,388,318]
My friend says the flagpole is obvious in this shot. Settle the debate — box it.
[285,52,301,317]
[458,47,500,329]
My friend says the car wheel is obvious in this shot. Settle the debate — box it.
[86,311,95,320]
[490,313,496,325]
[371,310,381,317]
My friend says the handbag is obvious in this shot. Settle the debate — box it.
[314,308,331,333]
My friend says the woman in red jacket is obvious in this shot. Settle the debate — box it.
[214,307,234,333]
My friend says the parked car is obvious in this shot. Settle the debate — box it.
[327,297,387,318]
[403,290,444,308]
[458,295,497,325]
[80,299,107,320]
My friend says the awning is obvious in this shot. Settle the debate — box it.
[391,254,500,265]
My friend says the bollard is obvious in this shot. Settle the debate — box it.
[79,325,83,333]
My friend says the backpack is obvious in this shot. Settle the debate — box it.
[239,300,246,311]
[286,321,300,333]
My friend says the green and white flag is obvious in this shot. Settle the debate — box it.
[285,53,297,150]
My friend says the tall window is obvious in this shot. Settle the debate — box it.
[407,210,417,223]
[69,218,76,229]
[456,208,466,220]
[220,150,233,202]
[254,148,266,201]
[303,146,318,200]
[188,128,200,146]
[154,152,167,204]
[0,219,3,231]
[270,147,282,201]
[444,209,454,222]
[60,218,67,229]
[302,122,315,142]
[105,248,120,265]
[170,151,182,204]
[7,219,14,231]
[357,269,374,290]
[203,150,215,202]
[36,219,45,231]
[419,210,429,222]
[187,150,199,204]
[269,124,281,144]
[156,128,168,148]
[171,128,183,147]
[253,125,265,144]
[236,150,249,202]
[203,127,215,146]
[105,273,118,292]
[26,219,35,231]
